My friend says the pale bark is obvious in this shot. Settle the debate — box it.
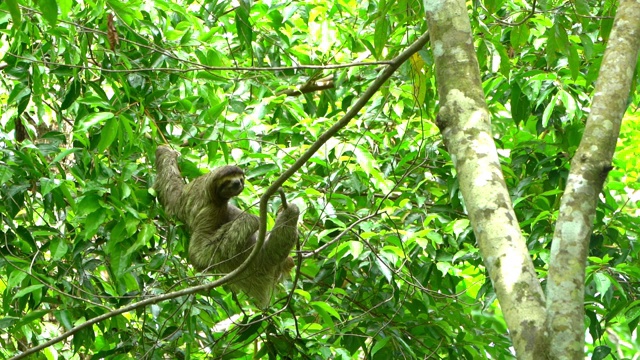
[424,1,547,358]
[546,1,640,358]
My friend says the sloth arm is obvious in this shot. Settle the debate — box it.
[259,205,300,268]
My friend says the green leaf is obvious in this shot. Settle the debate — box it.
[61,81,82,110]
[110,246,131,281]
[0,166,14,185]
[591,346,611,360]
[235,316,264,343]
[580,34,594,60]
[510,83,530,125]
[246,164,278,178]
[15,310,50,328]
[124,216,140,236]
[5,0,21,25]
[311,301,340,328]
[376,257,393,283]
[13,284,45,301]
[544,28,557,66]
[83,208,107,239]
[54,310,73,330]
[373,17,389,59]
[235,2,253,52]
[76,95,113,108]
[557,90,577,121]
[97,117,119,152]
[76,112,115,132]
[567,44,580,80]
[77,194,103,215]
[40,177,59,196]
[348,241,363,259]
[371,337,390,356]
[625,301,640,321]
[574,0,590,16]
[553,23,570,57]
[50,238,69,261]
[51,148,81,165]
[600,17,614,41]
[437,262,451,276]
[8,270,27,289]
[541,92,558,128]
[493,41,511,76]
[57,0,72,19]
[107,0,142,25]
[38,0,58,27]
[593,272,611,298]
[126,223,155,256]
[0,317,19,329]
[7,83,31,104]
[510,24,529,49]
[165,29,184,41]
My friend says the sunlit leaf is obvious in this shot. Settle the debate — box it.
[13,285,44,301]
[38,0,58,27]
[97,117,119,152]
[5,0,21,25]
[76,112,115,132]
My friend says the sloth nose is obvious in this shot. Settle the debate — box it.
[229,178,243,189]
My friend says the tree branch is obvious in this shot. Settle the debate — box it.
[6,51,393,74]
[546,0,640,357]
[425,1,546,358]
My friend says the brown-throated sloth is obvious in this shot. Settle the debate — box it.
[153,145,299,307]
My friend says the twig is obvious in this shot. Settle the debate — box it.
[5,52,392,73]
[479,0,537,27]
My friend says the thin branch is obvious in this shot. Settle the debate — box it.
[479,0,537,27]
[5,52,392,74]
[281,76,335,96]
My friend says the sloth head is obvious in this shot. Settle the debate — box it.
[210,165,246,202]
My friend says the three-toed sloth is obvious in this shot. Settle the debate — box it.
[153,146,299,307]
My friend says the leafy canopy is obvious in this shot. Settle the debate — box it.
[0,0,639,358]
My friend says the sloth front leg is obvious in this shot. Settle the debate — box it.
[259,205,300,268]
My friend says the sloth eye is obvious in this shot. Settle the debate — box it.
[221,178,243,189]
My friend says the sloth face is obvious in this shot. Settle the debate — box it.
[217,174,245,199]
[211,165,246,200]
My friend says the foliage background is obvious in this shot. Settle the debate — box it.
[0,0,639,358]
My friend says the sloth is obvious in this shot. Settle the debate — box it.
[153,146,299,307]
